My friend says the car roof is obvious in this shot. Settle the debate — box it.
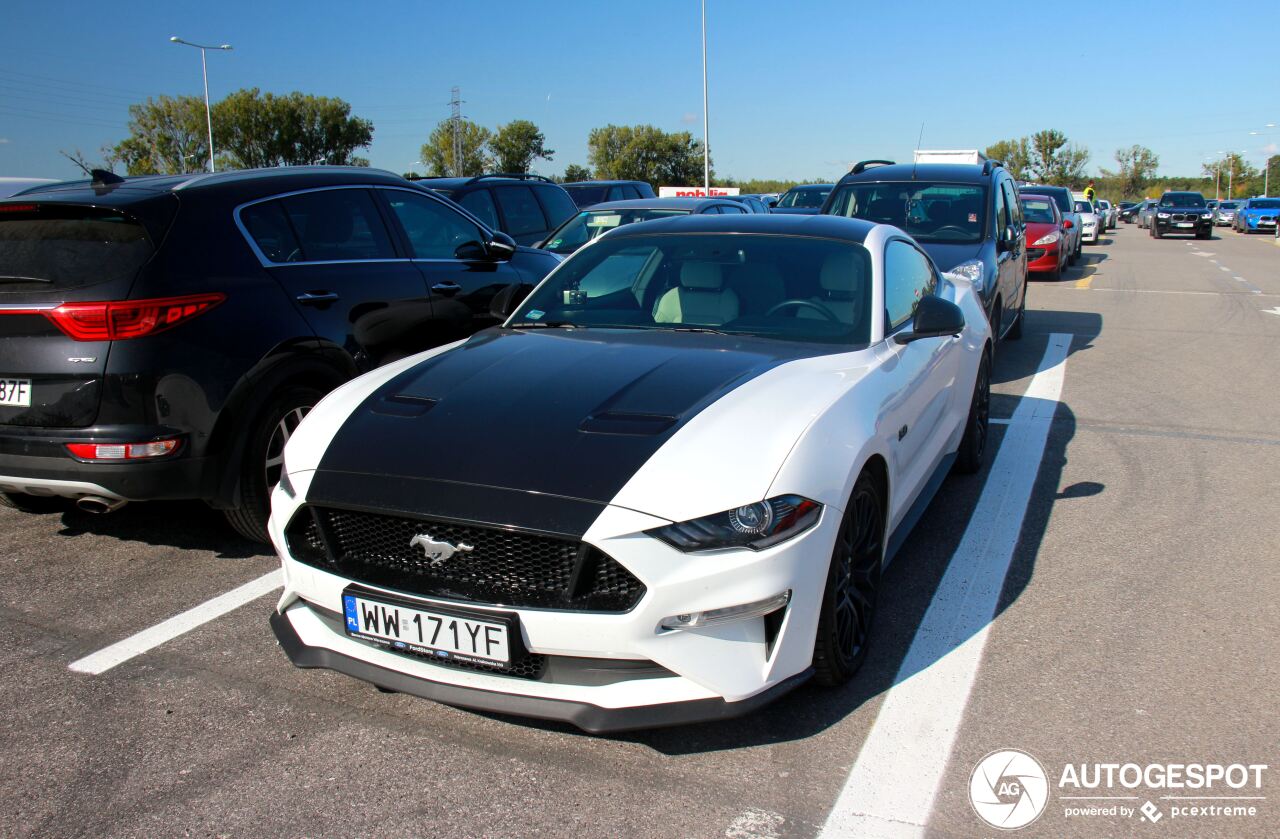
[563,180,647,187]
[603,211,878,243]
[785,183,836,190]
[5,166,414,206]
[417,175,560,191]
[840,163,994,185]
[577,197,738,211]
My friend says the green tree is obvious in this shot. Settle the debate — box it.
[562,163,592,182]
[1201,153,1259,197]
[421,119,492,177]
[983,138,1031,181]
[113,95,210,175]
[587,124,708,186]
[491,119,554,173]
[1025,129,1090,185]
[1101,145,1160,198]
[212,89,373,168]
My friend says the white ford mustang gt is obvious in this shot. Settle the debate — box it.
[267,214,993,732]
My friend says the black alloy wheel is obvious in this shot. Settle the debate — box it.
[954,351,991,474]
[813,470,884,686]
[224,386,322,543]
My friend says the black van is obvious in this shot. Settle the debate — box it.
[416,174,579,247]
[821,159,1028,341]
[0,167,559,540]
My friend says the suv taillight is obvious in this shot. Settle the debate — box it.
[40,294,225,341]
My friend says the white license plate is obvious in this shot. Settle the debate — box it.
[1176,222,1194,228]
[1260,220,1276,226]
[343,592,511,664]
[0,378,32,407]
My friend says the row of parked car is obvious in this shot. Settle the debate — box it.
[1120,195,1278,237]
[2,155,1124,543]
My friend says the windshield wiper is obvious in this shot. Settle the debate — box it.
[659,326,731,335]
[0,275,52,284]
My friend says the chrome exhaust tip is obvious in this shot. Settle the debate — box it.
[76,495,128,514]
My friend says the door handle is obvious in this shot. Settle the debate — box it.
[296,291,340,306]
[431,282,463,296]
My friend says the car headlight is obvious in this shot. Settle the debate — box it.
[647,495,821,552]
[1201,213,1212,219]
[1032,231,1060,246]
[1157,212,1170,218]
[949,259,986,293]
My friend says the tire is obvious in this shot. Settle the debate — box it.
[1067,240,1078,266]
[0,492,72,514]
[1045,263,1061,282]
[953,350,991,475]
[223,386,322,543]
[1006,289,1025,340]
[812,469,883,687]
[1152,223,1161,239]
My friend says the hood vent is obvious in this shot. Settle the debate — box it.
[579,411,677,436]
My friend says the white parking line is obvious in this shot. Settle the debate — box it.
[818,333,1072,839]
[69,571,282,675]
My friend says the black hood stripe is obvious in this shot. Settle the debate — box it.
[312,328,829,518]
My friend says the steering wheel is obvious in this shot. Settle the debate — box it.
[766,299,839,322]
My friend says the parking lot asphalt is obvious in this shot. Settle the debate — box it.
[1,223,1277,839]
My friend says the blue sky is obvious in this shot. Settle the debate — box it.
[2,0,1276,182]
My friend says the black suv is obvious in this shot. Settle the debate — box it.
[1151,191,1213,239]
[821,159,1028,341]
[417,174,578,246]
[561,180,656,208]
[0,167,559,540]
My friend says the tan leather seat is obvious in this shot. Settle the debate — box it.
[653,263,740,326]
[799,250,866,326]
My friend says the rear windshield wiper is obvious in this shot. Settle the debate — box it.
[0,275,52,284]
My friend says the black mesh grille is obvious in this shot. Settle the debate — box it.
[285,506,645,612]
[399,646,547,680]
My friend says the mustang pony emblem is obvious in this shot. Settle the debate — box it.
[409,533,474,567]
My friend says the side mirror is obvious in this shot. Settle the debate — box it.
[997,225,1017,251]
[486,231,518,260]
[453,240,488,260]
[893,296,965,344]
[489,282,533,321]
[1062,219,1073,229]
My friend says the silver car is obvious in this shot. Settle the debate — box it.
[1215,200,1240,227]
[1137,199,1159,229]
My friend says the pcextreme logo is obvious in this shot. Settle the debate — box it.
[968,750,1269,830]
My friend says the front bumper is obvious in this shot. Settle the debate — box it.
[1154,216,1213,234]
[1026,244,1061,272]
[268,474,838,730]
[0,426,214,501]
[1243,217,1277,231]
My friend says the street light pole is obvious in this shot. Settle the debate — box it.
[170,37,233,173]
[701,0,710,195]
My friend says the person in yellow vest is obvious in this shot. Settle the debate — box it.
[1084,181,1097,203]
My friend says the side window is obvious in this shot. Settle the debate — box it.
[622,185,642,200]
[992,182,1009,236]
[279,188,396,262]
[533,185,578,230]
[239,200,302,263]
[884,240,937,331]
[1002,180,1022,228]
[458,189,499,230]
[494,185,549,237]
[606,186,625,202]
[381,190,485,259]
[718,204,746,214]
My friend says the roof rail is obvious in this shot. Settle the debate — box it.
[851,160,895,175]
[466,173,555,185]
[981,159,1004,176]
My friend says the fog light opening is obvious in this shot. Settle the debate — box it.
[659,590,791,632]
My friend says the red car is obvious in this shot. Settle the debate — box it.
[1021,193,1069,281]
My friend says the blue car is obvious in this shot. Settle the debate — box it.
[1232,197,1280,234]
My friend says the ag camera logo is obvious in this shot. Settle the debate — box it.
[969,749,1050,830]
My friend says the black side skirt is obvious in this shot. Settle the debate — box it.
[270,610,812,734]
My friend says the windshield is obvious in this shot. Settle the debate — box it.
[1160,193,1206,208]
[1219,201,1240,209]
[1021,197,1057,224]
[778,186,831,208]
[1021,187,1071,213]
[828,181,987,243]
[1074,201,1094,214]
[511,233,872,345]
[1248,199,1280,209]
[541,209,689,254]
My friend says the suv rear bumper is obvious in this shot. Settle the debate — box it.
[0,426,215,501]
